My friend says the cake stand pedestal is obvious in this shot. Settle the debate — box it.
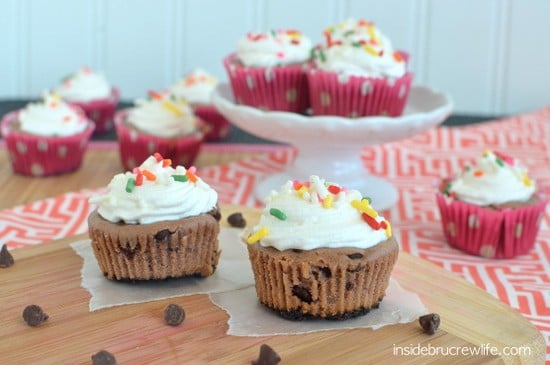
[212,84,453,211]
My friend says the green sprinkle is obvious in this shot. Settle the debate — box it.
[172,174,188,182]
[362,196,372,204]
[269,208,287,221]
[495,158,504,167]
[464,165,471,172]
[270,29,277,37]
[319,49,327,63]
[126,178,136,193]
[344,30,354,37]
[351,42,362,48]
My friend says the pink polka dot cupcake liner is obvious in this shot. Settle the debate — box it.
[114,110,205,171]
[307,69,413,118]
[436,192,548,259]
[68,88,120,134]
[223,53,310,113]
[1,111,95,177]
[192,105,231,141]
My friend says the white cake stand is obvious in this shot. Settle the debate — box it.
[212,84,453,210]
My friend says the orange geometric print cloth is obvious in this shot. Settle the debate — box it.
[1,107,550,360]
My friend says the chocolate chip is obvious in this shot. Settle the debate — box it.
[347,253,364,259]
[22,304,49,327]
[164,303,185,326]
[154,229,172,243]
[227,212,246,228]
[291,285,312,303]
[210,208,222,222]
[345,282,354,291]
[92,350,117,365]
[419,313,440,335]
[0,245,14,268]
[252,344,281,365]
[292,249,302,253]
[319,266,332,278]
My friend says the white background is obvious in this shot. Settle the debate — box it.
[1,0,549,116]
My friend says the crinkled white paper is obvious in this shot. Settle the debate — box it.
[71,227,254,311]
[72,227,426,336]
[209,279,426,336]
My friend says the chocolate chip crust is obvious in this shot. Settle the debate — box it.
[246,237,399,320]
[88,210,220,280]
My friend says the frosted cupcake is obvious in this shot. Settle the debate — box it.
[223,29,312,113]
[308,19,413,117]
[244,175,399,320]
[170,69,230,141]
[88,153,221,280]
[436,150,547,258]
[114,90,205,171]
[56,66,119,134]
[0,91,94,176]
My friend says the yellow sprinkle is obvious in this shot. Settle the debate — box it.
[482,149,491,157]
[522,173,532,187]
[322,194,333,209]
[162,100,184,116]
[366,24,377,42]
[297,186,308,198]
[351,199,378,217]
[246,226,269,244]
[51,92,61,102]
[364,44,379,57]
[384,221,392,238]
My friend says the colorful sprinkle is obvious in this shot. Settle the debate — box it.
[362,212,380,229]
[246,226,269,244]
[148,90,163,100]
[142,169,156,181]
[162,159,172,167]
[522,173,532,187]
[327,185,341,194]
[364,44,380,57]
[495,158,505,167]
[322,194,333,209]
[153,152,163,162]
[172,174,188,182]
[473,170,484,177]
[269,208,287,221]
[125,178,136,193]
[393,52,404,62]
[162,100,184,116]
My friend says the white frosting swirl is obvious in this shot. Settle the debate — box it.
[126,91,197,137]
[314,19,406,78]
[89,154,218,224]
[56,67,111,102]
[237,29,312,67]
[170,69,218,104]
[18,91,89,136]
[248,175,391,251]
[447,150,536,205]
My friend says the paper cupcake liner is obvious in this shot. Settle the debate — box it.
[192,104,231,141]
[307,69,413,117]
[436,192,547,259]
[67,87,120,134]
[1,111,94,177]
[223,53,310,113]
[114,110,205,171]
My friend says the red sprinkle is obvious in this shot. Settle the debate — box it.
[327,185,341,194]
[153,152,163,162]
[361,213,381,230]
[135,173,144,186]
[148,90,163,100]
[293,180,302,190]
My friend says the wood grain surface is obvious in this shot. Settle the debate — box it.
[0,205,544,364]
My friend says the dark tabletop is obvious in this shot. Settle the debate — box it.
[0,99,498,144]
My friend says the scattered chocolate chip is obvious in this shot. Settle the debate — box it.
[210,208,222,222]
[164,303,185,326]
[22,304,49,327]
[0,245,14,268]
[291,249,303,253]
[319,266,332,278]
[92,350,117,365]
[347,253,364,259]
[345,281,354,291]
[291,285,313,303]
[227,212,246,228]
[252,344,281,365]
[419,313,440,335]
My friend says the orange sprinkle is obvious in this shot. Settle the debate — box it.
[63,115,71,122]
[162,159,172,167]
[142,169,156,181]
[186,171,197,183]
[49,101,58,108]
[473,170,484,177]
[393,52,403,62]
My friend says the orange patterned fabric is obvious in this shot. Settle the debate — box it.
[1,107,550,359]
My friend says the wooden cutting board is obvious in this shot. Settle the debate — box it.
[0,205,544,364]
